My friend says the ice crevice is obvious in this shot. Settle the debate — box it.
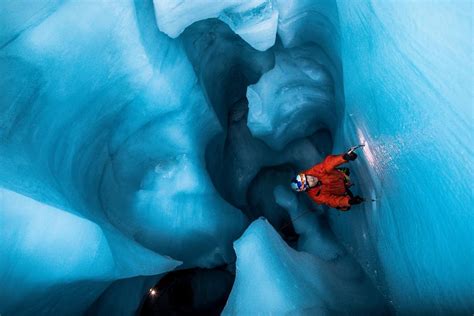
[0,0,473,315]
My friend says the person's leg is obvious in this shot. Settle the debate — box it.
[346,187,354,198]
[337,167,350,176]
[339,168,352,187]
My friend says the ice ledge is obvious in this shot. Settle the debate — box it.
[152,0,278,51]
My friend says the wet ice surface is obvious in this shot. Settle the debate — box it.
[1,0,473,315]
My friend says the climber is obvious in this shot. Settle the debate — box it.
[290,145,365,211]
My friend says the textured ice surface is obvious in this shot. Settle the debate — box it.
[153,0,278,51]
[0,0,243,313]
[180,20,325,211]
[247,45,339,150]
[332,1,474,313]
[1,0,248,267]
[276,0,341,62]
[1,0,473,315]
[223,218,387,315]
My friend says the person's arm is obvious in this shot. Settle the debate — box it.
[321,151,359,172]
[321,154,348,172]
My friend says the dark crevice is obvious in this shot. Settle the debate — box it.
[139,268,234,316]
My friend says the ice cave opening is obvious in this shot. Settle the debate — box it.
[1,0,472,315]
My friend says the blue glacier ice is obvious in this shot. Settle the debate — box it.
[223,218,387,315]
[152,0,279,51]
[247,44,340,151]
[334,1,474,314]
[1,0,473,315]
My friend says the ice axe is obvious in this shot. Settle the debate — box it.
[347,144,365,155]
[346,144,377,203]
[280,210,312,231]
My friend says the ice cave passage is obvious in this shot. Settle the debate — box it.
[0,0,473,315]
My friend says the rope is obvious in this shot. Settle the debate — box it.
[279,209,313,231]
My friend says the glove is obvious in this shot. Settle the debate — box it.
[343,152,358,161]
[349,195,365,205]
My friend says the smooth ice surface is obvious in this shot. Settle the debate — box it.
[223,218,387,315]
[1,0,473,315]
[0,189,114,307]
[0,189,179,315]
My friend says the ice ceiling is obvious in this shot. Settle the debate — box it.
[0,0,473,315]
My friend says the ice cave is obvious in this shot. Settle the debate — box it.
[0,0,473,315]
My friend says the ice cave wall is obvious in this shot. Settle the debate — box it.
[0,0,473,315]
[333,1,473,313]
[1,0,247,313]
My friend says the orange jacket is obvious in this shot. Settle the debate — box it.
[303,154,351,210]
